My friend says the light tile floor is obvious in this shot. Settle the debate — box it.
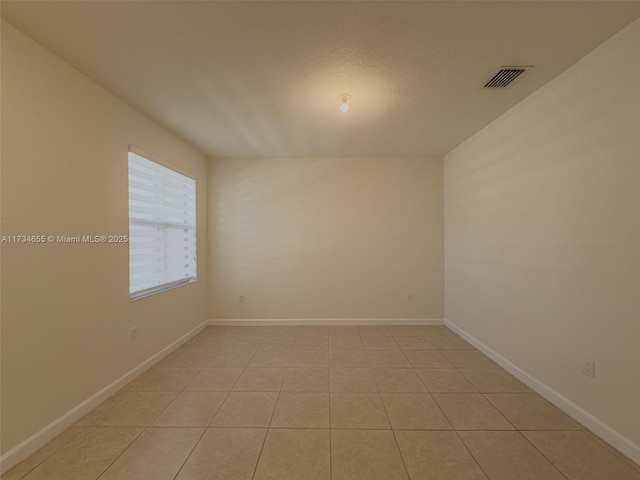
[3,325,640,480]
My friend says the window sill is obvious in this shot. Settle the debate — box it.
[129,278,197,301]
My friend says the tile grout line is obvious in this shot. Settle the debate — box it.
[476,391,518,431]
[95,336,215,480]
[377,380,412,480]
[452,429,492,480]
[585,430,640,474]
[76,390,132,427]
[93,426,147,480]
[429,362,494,480]
[448,358,571,480]
[446,360,494,480]
[169,427,209,480]
[367,328,409,479]
[26,330,232,479]
[210,330,262,426]
[396,339,413,369]
[328,377,333,480]
[3,427,86,480]
[96,329,233,480]
[249,332,295,480]
[515,430,572,480]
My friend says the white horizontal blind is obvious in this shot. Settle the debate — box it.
[128,151,196,299]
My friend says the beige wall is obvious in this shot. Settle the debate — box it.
[1,23,208,454]
[445,18,640,449]
[208,156,443,319]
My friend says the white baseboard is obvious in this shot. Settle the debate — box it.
[208,318,444,326]
[444,319,640,465]
[0,320,208,475]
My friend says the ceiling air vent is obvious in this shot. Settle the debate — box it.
[484,66,531,88]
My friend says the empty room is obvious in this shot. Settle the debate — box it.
[1,1,639,479]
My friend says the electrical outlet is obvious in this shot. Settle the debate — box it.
[583,360,596,378]
[407,293,414,302]
[130,327,137,342]
[239,294,245,304]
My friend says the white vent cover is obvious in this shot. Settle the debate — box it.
[484,66,532,88]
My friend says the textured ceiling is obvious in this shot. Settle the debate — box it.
[2,1,639,158]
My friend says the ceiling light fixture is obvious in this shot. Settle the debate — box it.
[339,94,351,113]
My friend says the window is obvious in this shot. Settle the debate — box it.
[128,149,196,299]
